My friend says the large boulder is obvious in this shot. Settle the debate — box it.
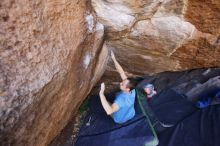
[92,0,220,76]
[0,0,108,145]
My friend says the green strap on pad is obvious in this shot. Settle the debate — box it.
[136,89,159,146]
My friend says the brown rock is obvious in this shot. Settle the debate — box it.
[92,0,220,77]
[0,0,107,146]
[185,0,220,35]
[1,0,220,145]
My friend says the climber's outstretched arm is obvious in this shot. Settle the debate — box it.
[99,83,119,115]
[111,51,127,81]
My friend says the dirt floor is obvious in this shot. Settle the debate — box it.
[49,111,87,146]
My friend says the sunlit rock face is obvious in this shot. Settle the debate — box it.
[92,0,220,76]
[0,0,107,146]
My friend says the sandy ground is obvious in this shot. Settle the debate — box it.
[49,111,87,146]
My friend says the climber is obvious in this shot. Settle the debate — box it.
[99,51,137,124]
[143,83,157,99]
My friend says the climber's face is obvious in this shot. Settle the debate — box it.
[120,79,130,92]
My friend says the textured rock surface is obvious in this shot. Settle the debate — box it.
[92,0,220,76]
[0,0,107,146]
[1,0,220,145]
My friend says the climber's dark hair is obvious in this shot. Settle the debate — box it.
[126,77,138,91]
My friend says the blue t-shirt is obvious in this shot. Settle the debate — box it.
[112,89,136,124]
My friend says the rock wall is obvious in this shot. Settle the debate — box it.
[0,0,220,145]
[0,0,108,145]
[92,0,220,76]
